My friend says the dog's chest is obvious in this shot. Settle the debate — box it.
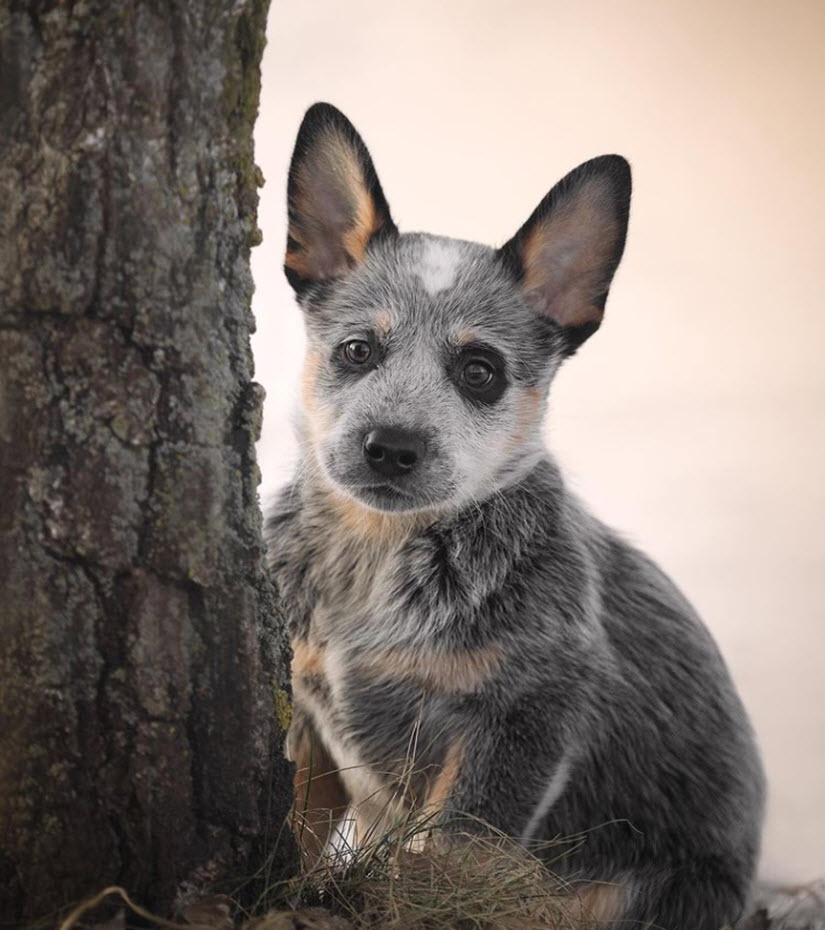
[282,511,420,756]
[279,508,472,810]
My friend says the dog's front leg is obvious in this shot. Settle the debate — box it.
[287,705,349,866]
[419,711,630,925]
[429,702,575,847]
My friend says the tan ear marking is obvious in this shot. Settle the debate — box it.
[285,108,394,286]
[298,134,379,263]
[520,187,615,329]
[500,156,630,348]
[341,180,380,264]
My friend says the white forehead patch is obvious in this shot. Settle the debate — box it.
[416,239,462,296]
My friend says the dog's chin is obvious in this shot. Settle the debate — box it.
[347,482,441,514]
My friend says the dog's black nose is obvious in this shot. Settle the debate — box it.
[363,428,424,478]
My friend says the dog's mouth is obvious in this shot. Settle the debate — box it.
[320,449,456,513]
[351,482,420,511]
[361,482,413,497]
[341,479,456,514]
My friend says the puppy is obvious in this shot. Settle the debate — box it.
[266,102,765,929]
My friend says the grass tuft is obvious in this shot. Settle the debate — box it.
[54,812,610,930]
[239,805,607,930]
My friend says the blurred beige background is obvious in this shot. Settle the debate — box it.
[251,0,825,881]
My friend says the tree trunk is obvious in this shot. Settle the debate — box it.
[0,1,295,923]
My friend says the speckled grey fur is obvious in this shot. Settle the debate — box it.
[266,103,765,930]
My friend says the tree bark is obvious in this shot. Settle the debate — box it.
[0,1,295,924]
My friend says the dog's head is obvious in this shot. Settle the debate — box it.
[284,103,630,514]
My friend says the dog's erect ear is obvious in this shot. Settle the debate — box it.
[284,102,397,292]
[498,155,631,351]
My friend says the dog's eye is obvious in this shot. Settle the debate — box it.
[450,345,507,404]
[342,339,372,365]
[462,359,495,389]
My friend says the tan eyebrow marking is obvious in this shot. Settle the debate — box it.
[452,328,480,346]
[372,310,393,336]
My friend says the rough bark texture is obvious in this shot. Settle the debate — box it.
[0,1,295,924]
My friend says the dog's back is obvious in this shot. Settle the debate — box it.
[542,484,764,924]
[267,103,765,929]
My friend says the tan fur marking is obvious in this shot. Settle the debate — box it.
[355,644,504,694]
[283,247,313,279]
[326,134,384,263]
[301,348,333,445]
[569,881,627,923]
[424,741,465,812]
[508,385,542,450]
[398,741,466,852]
[290,725,348,866]
[301,348,320,401]
[292,639,326,677]
[372,310,393,336]
[522,190,614,328]
[323,484,438,545]
[341,183,379,264]
[286,132,385,281]
[452,328,479,346]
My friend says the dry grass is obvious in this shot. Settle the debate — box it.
[48,815,825,930]
[258,813,601,930]
[56,810,609,930]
